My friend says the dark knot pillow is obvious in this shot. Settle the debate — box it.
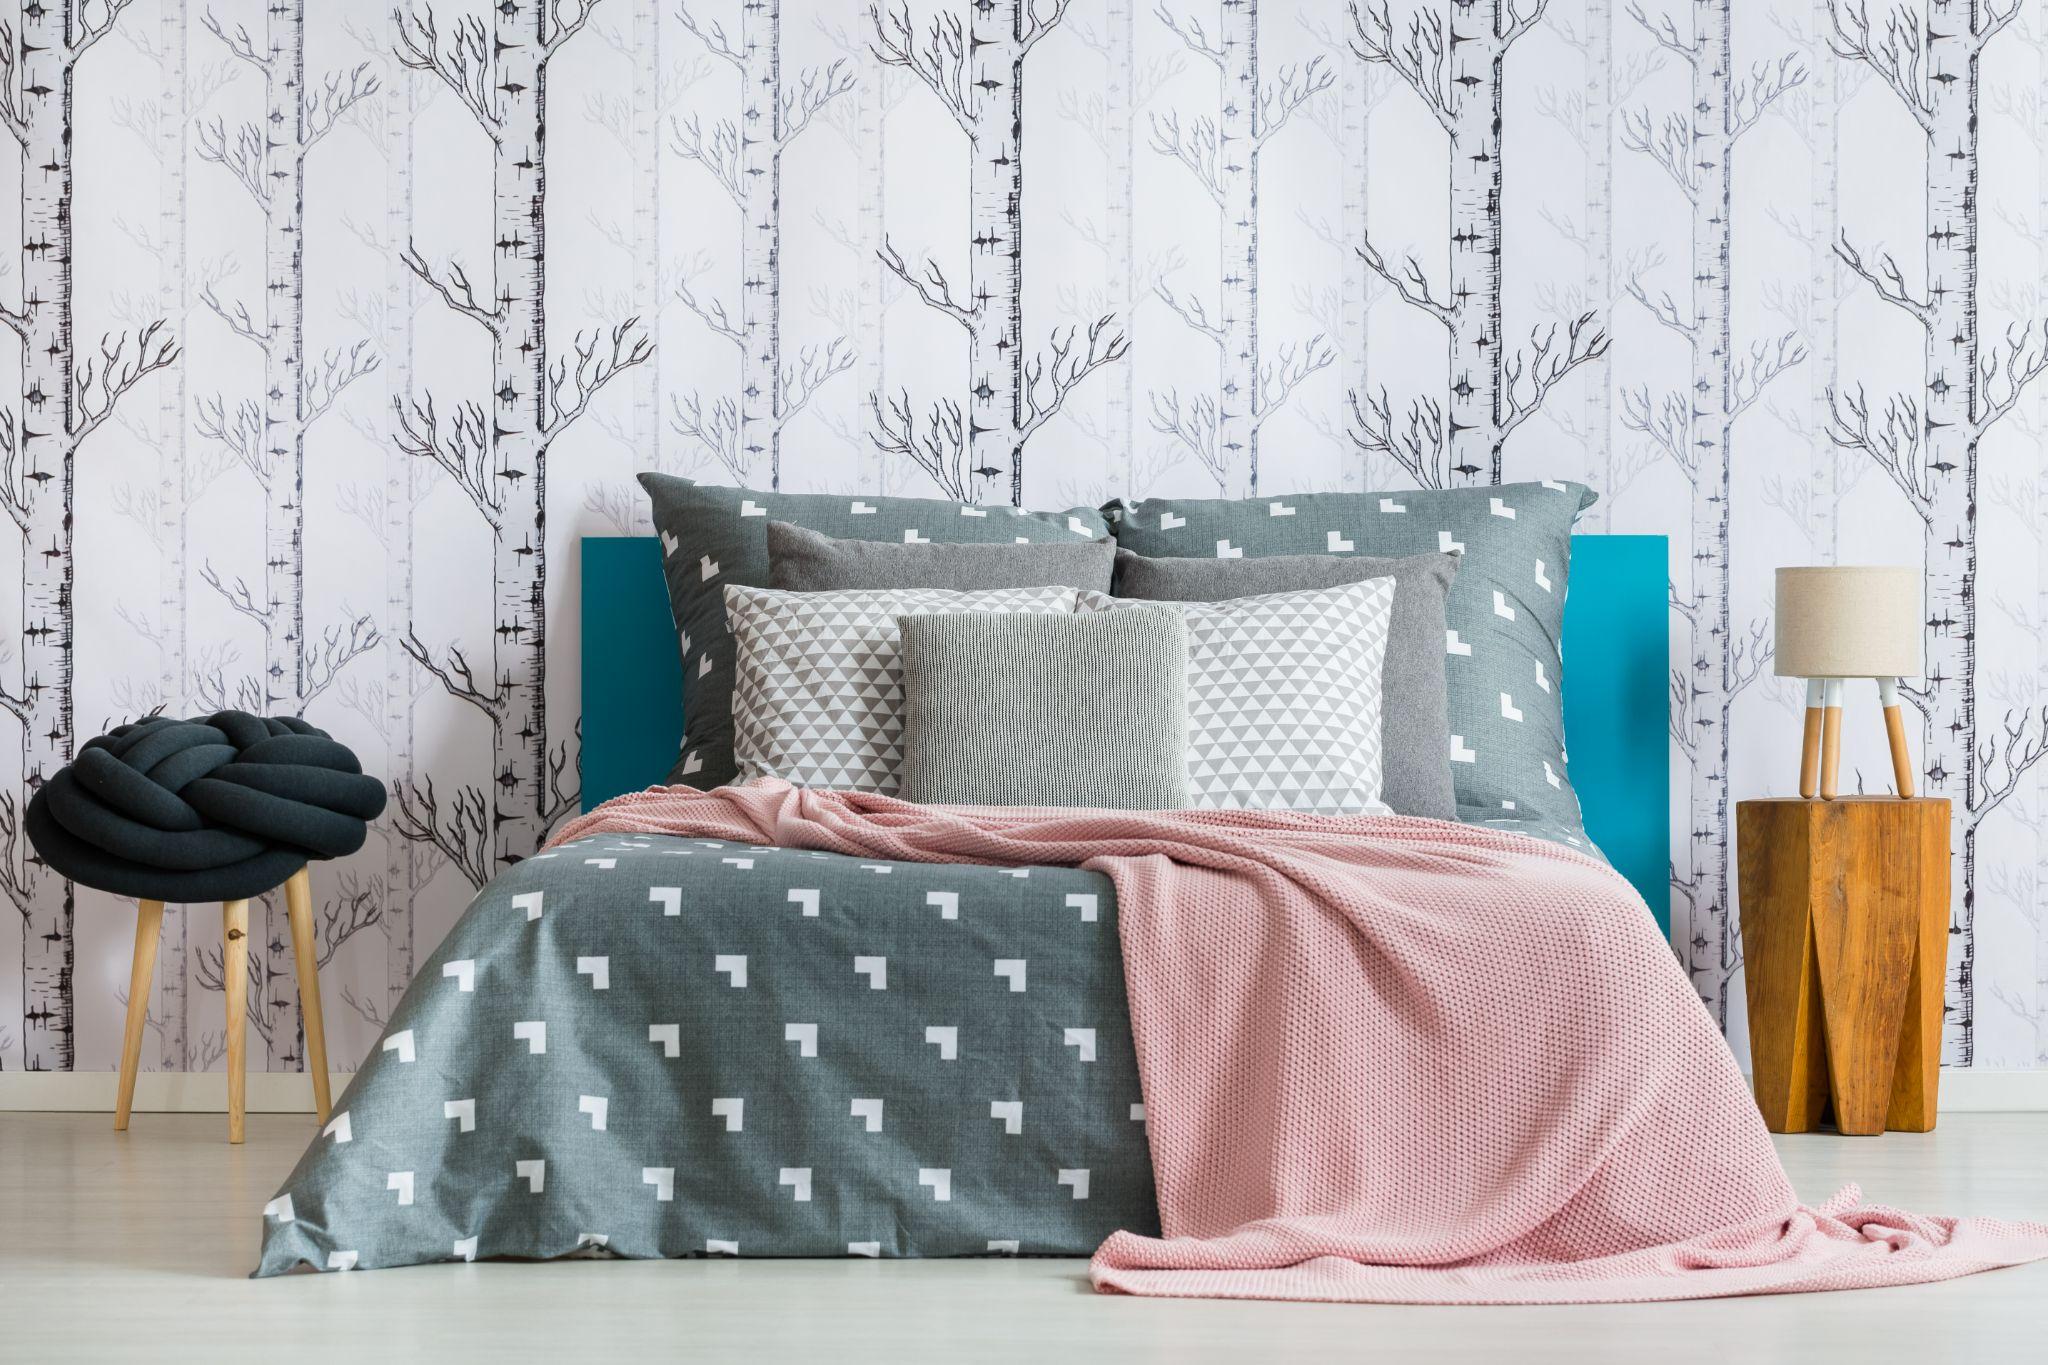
[24,711,387,901]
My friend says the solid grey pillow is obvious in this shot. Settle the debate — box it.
[768,521,1115,593]
[1106,483,1595,832]
[1110,548,1460,821]
[896,610,1188,810]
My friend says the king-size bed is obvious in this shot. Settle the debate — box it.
[251,484,2047,1301]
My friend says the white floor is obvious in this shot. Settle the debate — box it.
[4,1111,2046,1363]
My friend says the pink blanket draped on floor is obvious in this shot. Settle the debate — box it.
[551,781,2048,1304]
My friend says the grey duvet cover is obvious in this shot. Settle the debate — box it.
[256,832,1157,1274]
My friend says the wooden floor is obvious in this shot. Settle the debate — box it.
[5,1111,2046,1363]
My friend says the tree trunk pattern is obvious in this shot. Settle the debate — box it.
[629,0,662,474]
[740,1,788,489]
[1829,0,2047,1065]
[1350,0,1602,491]
[852,48,890,490]
[493,10,551,869]
[871,1,1124,506]
[1101,0,1137,495]
[264,0,311,1074]
[1217,3,1257,486]
[194,1,380,1070]
[267,1,309,711]
[156,0,192,1071]
[681,3,849,491]
[1580,0,1614,525]
[1333,39,1371,493]
[14,1,81,1072]
[1688,5,1738,1029]
[1621,4,1803,1025]
[983,15,1027,506]
[1449,5,1508,486]
[1805,6,1842,561]
[1919,10,1984,1066]
[1153,3,1329,496]
[9,0,169,1069]
[395,0,642,884]
[382,24,420,1012]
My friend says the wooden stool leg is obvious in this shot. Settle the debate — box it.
[1818,679,1844,800]
[1879,676,1915,798]
[1798,678,1823,798]
[223,899,250,1145]
[116,901,165,1132]
[283,867,332,1124]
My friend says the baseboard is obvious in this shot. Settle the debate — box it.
[0,1071,356,1113]
[1929,1069,2048,1112]
[5,1067,2047,1113]
[1735,1067,2048,1113]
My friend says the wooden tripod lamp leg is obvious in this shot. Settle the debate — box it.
[283,867,333,1125]
[115,900,165,1132]
[1818,678,1844,801]
[1798,678,1824,799]
[223,899,250,1145]
[1879,676,1914,798]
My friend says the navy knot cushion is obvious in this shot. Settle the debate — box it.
[24,711,387,901]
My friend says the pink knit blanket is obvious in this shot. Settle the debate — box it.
[552,781,2048,1304]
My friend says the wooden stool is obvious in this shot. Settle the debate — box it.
[114,865,332,1144]
[1736,797,1949,1135]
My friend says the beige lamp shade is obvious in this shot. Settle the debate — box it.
[1773,566,1922,678]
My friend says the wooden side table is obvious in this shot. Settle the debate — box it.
[1736,797,1948,1135]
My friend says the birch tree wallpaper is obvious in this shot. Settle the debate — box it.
[3,0,2045,1079]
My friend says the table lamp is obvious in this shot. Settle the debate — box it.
[1773,566,1922,800]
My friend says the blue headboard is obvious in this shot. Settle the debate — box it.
[581,533,1671,933]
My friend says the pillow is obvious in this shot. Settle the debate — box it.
[1110,547,1459,821]
[638,474,1110,787]
[768,520,1115,593]
[1077,578,1396,814]
[1105,482,1595,829]
[723,583,1078,793]
[896,609,1189,809]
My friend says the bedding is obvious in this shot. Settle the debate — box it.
[1106,481,1595,831]
[1076,579,1396,814]
[896,609,1189,810]
[638,473,1110,788]
[260,782,2048,1298]
[1109,547,1459,820]
[255,818,1157,1274]
[723,583,1078,793]
[767,520,1116,593]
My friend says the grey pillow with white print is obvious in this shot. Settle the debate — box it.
[638,473,1110,789]
[1105,481,1597,832]
[1110,547,1459,820]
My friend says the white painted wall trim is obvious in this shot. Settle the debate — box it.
[5,1068,2047,1113]
[1933,1070,2048,1112]
[1738,1068,2048,1114]
[0,1072,356,1113]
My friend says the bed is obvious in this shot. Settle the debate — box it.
[253,533,1668,1276]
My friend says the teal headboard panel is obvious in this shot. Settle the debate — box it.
[1556,536,1670,934]
[581,533,1671,932]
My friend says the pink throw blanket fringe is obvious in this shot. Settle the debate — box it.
[552,781,2048,1304]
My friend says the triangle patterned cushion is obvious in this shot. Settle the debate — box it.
[725,584,1078,794]
[1078,578,1396,814]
